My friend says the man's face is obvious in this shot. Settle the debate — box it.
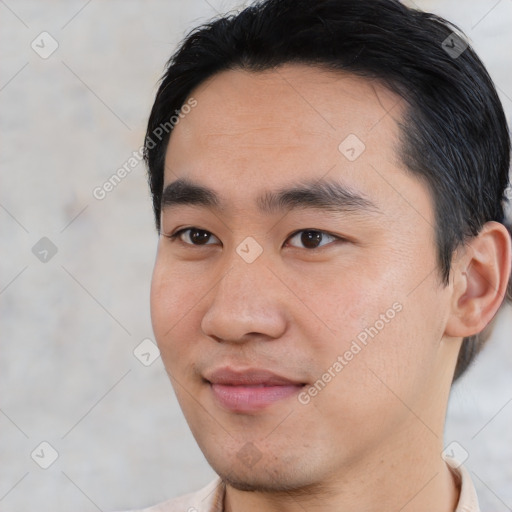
[150,64,458,491]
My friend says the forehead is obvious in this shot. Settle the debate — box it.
[162,64,431,221]
[169,64,401,148]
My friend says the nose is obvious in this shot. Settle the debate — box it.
[200,257,288,344]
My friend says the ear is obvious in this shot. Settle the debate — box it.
[445,221,511,338]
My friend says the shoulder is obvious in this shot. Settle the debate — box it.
[114,477,225,512]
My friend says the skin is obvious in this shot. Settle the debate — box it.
[150,64,511,512]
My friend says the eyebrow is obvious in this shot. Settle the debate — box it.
[161,177,379,216]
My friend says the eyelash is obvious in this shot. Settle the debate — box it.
[163,227,343,250]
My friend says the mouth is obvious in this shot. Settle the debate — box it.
[204,367,306,413]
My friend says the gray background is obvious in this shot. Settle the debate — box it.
[1,1,511,511]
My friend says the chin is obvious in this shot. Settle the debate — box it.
[212,459,321,494]
[221,474,298,493]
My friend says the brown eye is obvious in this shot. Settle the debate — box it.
[287,230,338,249]
[169,228,220,246]
[187,228,212,245]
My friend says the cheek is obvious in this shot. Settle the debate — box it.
[305,248,443,386]
[304,302,429,444]
[150,257,202,367]
[150,260,176,340]
[307,258,402,338]
[322,278,450,423]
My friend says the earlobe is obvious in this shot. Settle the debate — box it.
[444,221,512,338]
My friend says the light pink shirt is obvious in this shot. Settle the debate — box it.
[120,458,479,512]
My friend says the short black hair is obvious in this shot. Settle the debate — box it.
[144,0,512,380]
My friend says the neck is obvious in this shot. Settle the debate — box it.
[223,423,460,512]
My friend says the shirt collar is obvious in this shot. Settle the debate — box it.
[444,457,481,512]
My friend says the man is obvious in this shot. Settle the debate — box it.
[127,0,512,510]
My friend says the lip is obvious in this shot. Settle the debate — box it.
[205,367,305,413]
